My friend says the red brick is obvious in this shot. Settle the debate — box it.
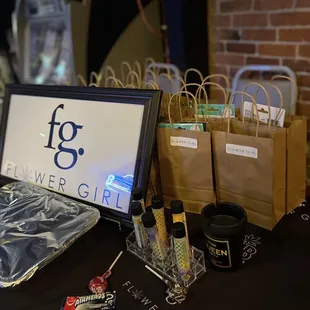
[283,59,310,72]
[246,57,280,65]
[258,44,296,57]
[214,65,229,76]
[254,0,293,10]
[227,43,256,54]
[216,29,240,40]
[279,29,310,42]
[299,45,310,58]
[297,101,310,117]
[298,74,310,88]
[215,53,244,66]
[299,88,310,101]
[220,0,252,13]
[233,13,267,27]
[270,12,310,26]
[216,42,225,52]
[229,66,242,77]
[215,15,232,28]
[242,29,276,41]
[296,0,310,8]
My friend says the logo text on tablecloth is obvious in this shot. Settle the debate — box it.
[122,281,159,310]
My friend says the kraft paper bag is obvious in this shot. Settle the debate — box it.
[241,81,307,214]
[239,116,307,214]
[158,128,216,213]
[213,120,286,230]
[212,91,287,230]
[157,91,216,214]
[272,75,307,212]
[252,80,307,212]
[284,116,307,213]
[160,92,188,122]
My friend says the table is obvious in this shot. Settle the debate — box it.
[1,203,310,310]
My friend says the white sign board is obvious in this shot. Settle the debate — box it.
[0,85,160,219]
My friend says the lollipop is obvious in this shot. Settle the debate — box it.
[88,251,123,294]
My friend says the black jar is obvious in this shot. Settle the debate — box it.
[201,202,247,271]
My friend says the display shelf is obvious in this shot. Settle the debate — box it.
[126,231,206,288]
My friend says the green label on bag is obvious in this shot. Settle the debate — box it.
[159,122,204,131]
[196,104,235,118]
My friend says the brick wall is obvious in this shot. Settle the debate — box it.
[210,0,310,114]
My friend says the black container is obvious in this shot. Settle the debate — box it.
[201,202,247,271]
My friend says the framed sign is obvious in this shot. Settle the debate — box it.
[0,84,161,223]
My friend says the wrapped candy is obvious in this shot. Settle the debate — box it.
[61,292,116,310]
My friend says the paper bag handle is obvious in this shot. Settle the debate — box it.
[168,91,199,130]
[121,61,132,83]
[142,80,160,90]
[201,74,230,98]
[77,74,87,86]
[181,82,207,107]
[145,69,158,85]
[100,65,116,87]
[133,60,142,83]
[179,83,207,122]
[199,82,228,105]
[94,65,116,87]
[98,66,116,87]
[202,82,228,127]
[125,84,136,89]
[254,83,284,125]
[144,57,155,74]
[183,70,204,105]
[104,77,125,88]
[184,68,204,85]
[228,91,259,137]
[89,71,99,86]
[242,82,271,130]
[271,75,298,104]
[180,83,208,103]
[126,71,141,87]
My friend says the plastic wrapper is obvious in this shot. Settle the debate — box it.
[0,182,100,287]
[61,292,116,310]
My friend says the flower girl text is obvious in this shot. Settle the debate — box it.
[5,164,123,210]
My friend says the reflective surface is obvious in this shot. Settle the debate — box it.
[0,182,100,287]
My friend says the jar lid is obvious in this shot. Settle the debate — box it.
[131,187,143,201]
[131,201,143,216]
[171,200,184,214]
[142,211,156,228]
[172,222,186,239]
[151,195,163,209]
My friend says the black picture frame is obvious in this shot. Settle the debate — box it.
[0,84,162,226]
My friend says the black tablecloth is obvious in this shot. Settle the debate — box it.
[1,203,310,310]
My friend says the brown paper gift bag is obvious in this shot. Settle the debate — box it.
[248,80,307,213]
[212,91,287,230]
[157,91,216,214]
[284,115,307,212]
[271,76,307,213]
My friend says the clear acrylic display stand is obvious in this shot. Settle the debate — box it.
[126,231,206,288]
